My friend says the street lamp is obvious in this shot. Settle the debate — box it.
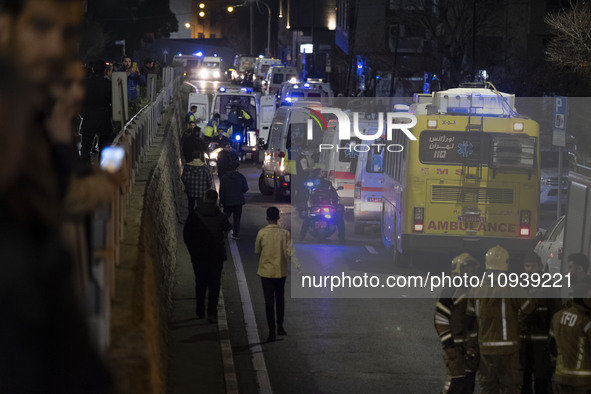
[227,6,234,12]
[229,0,272,57]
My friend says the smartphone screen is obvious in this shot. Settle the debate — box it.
[100,146,125,173]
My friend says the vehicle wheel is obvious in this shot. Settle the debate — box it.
[354,221,364,234]
[273,175,284,202]
[259,173,273,196]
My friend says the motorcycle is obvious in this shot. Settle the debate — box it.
[299,175,345,241]
[204,141,222,174]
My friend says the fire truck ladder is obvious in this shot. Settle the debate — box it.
[463,110,484,180]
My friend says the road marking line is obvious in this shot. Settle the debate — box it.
[365,245,378,255]
[229,237,273,394]
[218,291,239,394]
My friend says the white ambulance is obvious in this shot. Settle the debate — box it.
[188,87,276,161]
[352,124,384,234]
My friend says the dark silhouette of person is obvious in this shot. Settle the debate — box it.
[183,189,232,323]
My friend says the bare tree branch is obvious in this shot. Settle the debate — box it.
[545,0,591,74]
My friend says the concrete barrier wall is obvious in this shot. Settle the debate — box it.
[109,91,185,393]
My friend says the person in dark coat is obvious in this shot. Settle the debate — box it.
[183,189,232,323]
[79,59,114,162]
[216,141,238,180]
[219,161,248,239]
[181,122,207,163]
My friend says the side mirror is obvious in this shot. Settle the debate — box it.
[337,186,344,191]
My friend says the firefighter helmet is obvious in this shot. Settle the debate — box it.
[485,245,509,271]
[451,253,479,275]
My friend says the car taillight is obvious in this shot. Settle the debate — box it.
[413,207,424,232]
[520,210,531,237]
[354,181,361,199]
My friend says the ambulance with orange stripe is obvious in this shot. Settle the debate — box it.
[352,122,384,234]
[317,112,362,209]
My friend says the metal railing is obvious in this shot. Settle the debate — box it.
[81,67,182,350]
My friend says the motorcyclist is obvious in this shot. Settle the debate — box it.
[299,168,345,242]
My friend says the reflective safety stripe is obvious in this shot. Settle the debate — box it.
[502,299,507,341]
[521,334,549,341]
[436,302,451,316]
[441,333,452,343]
[435,316,450,326]
[537,306,548,311]
[521,299,531,311]
[482,341,518,346]
[585,322,591,334]
[454,295,466,305]
[454,338,467,344]
[558,369,591,376]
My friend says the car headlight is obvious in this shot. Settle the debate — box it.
[199,69,209,78]
[213,70,221,78]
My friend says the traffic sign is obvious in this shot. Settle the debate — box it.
[553,96,567,147]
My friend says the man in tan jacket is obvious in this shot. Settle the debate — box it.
[255,206,300,342]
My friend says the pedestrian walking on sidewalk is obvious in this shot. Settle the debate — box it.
[181,150,212,213]
[219,161,248,239]
[183,189,232,323]
[255,207,300,342]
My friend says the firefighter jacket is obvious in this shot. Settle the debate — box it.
[467,273,536,355]
[551,302,591,387]
[435,286,473,349]
[521,287,561,343]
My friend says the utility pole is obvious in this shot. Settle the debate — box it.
[250,1,254,55]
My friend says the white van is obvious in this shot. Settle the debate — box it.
[317,113,365,209]
[262,66,298,96]
[352,131,384,234]
[259,103,326,200]
[198,56,222,80]
[189,87,276,161]
[280,83,334,107]
[253,58,281,91]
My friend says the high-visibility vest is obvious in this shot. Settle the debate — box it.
[203,120,218,138]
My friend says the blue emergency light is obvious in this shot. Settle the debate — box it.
[235,135,241,141]
[240,87,253,93]
[304,83,310,88]
[218,87,226,92]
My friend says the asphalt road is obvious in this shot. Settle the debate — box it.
[222,163,445,394]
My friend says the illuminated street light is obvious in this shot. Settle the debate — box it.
[199,11,205,17]
[227,6,234,12]
[199,3,205,9]
[184,22,191,28]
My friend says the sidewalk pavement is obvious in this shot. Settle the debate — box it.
[168,208,239,394]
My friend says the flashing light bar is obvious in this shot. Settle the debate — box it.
[218,87,226,92]
[235,135,241,141]
[240,87,253,93]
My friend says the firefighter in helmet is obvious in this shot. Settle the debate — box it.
[467,245,536,394]
[435,253,479,394]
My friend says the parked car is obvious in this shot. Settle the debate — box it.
[540,149,570,206]
[534,215,565,274]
